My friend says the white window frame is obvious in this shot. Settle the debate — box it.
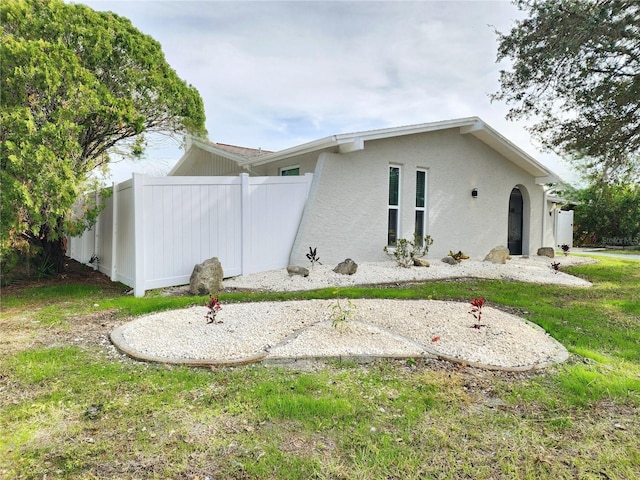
[414,169,428,242]
[388,165,401,247]
[280,165,300,176]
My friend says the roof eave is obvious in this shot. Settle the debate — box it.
[239,136,340,167]
[459,120,560,184]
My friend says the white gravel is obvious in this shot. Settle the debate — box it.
[111,256,594,370]
[223,255,594,291]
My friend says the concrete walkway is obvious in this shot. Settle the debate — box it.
[573,248,640,261]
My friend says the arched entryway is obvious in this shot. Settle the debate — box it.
[508,187,523,255]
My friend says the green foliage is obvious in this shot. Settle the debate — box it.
[328,295,357,330]
[0,0,206,266]
[384,234,433,268]
[568,182,640,246]
[448,250,469,263]
[493,0,640,182]
[1,257,639,478]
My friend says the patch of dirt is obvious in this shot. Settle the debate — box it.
[2,257,125,294]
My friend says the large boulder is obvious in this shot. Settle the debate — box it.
[287,265,309,277]
[413,257,430,267]
[189,257,224,295]
[441,256,457,265]
[537,247,555,258]
[333,258,358,275]
[483,245,510,264]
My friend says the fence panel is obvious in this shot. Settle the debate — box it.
[141,176,243,290]
[68,173,312,296]
[246,175,313,274]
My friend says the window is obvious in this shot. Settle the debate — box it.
[388,166,400,246]
[280,166,300,176]
[415,169,427,243]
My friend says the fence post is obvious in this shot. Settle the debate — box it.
[240,173,250,276]
[132,174,145,297]
[110,181,118,281]
[92,190,100,270]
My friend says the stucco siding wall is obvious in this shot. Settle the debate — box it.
[290,152,388,265]
[262,149,332,176]
[291,128,546,265]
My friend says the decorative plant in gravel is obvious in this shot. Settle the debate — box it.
[384,234,433,267]
[561,244,570,256]
[449,250,469,263]
[328,291,356,331]
[306,246,321,269]
[469,297,486,329]
[551,261,561,274]
[205,294,222,324]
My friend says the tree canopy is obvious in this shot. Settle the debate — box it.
[1,0,206,271]
[568,182,640,246]
[493,0,640,182]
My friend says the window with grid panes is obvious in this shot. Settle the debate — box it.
[415,170,427,244]
[388,166,400,246]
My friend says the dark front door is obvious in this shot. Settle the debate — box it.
[508,188,523,255]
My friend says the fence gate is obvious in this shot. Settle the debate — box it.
[555,209,574,248]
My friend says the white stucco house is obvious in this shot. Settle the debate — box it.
[169,116,569,265]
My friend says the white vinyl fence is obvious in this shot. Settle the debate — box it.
[555,209,574,248]
[68,173,313,297]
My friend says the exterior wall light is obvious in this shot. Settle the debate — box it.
[471,188,478,198]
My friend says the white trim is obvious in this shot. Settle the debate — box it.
[175,117,560,182]
[415,168,428,240]
[388,165,401,246]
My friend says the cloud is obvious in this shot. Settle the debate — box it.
[78,1,576,184]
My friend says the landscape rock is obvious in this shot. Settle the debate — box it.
[413,257,430,267]
[537,247,555,258]
[441,256,457,265]
[333,258,358,275]
[287,265,309,277]
[483,245,510,264]
[189,257,224,295]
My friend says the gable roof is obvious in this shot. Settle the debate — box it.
[209,143,273,159]
[171,117,560,184]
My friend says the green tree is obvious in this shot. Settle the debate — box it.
[1,0,206,272]
[493,0,640,182]
[568,182,640,246]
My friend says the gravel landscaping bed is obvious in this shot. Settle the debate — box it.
[111,256,592,369]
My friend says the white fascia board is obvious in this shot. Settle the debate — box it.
[240,136,339,167]
[168,138,247,175]
[242,117,482,167]
[334,117,480,143]
[167,148,193,176]
[545,194,567,203]
[338,137,364,153]
[191,138,249,163]
[535,175,559,185]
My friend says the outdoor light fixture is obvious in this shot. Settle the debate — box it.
[471,188,478,198]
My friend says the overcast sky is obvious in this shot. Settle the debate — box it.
[78,0,578,184]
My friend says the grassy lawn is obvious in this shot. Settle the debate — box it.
[1,256,638,479]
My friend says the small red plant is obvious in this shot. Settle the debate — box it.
[469,297,486,329]
[205,294,222,324]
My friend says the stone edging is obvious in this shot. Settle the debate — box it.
[110,317,570,373]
